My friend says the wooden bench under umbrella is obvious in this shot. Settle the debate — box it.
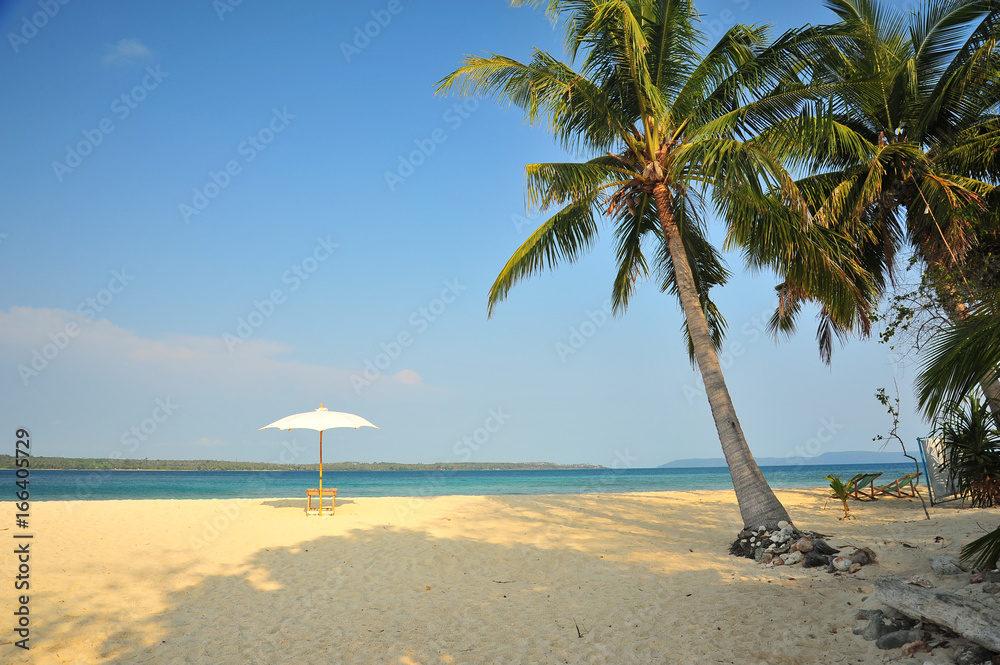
[260,404,379,516]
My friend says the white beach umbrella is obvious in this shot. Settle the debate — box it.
[259,404,378,513]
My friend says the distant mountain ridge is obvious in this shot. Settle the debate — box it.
[660,450,915,468]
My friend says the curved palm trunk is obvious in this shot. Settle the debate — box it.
[654,184,792,529]
[979,378,1000,420]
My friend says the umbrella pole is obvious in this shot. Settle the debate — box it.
[319,430,324,514]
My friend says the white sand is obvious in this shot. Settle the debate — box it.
[0,489,994,664]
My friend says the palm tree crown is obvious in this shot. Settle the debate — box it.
[747,0,1000,360]
[438,0,831,529]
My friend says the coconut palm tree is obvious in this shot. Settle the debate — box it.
[734,0,1000,397]
[437,0,843,529]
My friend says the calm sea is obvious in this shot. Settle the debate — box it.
[0,463,920,501]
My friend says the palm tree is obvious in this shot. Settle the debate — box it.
[437,0,835,529]
[735,0,1000,405]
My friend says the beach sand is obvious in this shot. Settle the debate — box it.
[0,489,994,664]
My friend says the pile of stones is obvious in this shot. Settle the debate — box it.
[729,521,877,573]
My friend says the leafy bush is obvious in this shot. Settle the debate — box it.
[938,397,1000,508]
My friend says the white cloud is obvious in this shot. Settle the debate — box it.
[393,369,423,385]
[102,38,151,66]
[180,437,228,448]
[0,306,430,399]
[0,307,442,459]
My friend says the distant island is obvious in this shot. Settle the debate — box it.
[660,450,916,468]
[0,455,602,472]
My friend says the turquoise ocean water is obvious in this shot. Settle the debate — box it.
[1,463,920,501]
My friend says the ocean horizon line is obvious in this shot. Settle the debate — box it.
[1,463,920,502]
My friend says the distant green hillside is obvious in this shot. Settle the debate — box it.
[0,455,601,472]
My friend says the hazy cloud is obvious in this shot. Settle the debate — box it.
[102,38,151,66]
[393,369,423,385]
[0,306,431,398]
[179,437,228,448]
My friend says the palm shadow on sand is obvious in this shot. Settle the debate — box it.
[91,493,862,665]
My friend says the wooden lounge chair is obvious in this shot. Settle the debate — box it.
[306,487,337,515]
[875,473,920,498]
[844,472,883,500]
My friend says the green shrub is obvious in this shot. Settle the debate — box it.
[825,474,852,519]
[938,397,1000,508]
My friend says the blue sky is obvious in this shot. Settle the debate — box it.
[0,0,928,467]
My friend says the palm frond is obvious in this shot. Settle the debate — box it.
[487,197,601,315]
[917,301,1000,418]
[961,524,1000,569]
[647,0,703,101]
[436,50,632,152]
[525,160,634,211]
[910,0,994,96]
[610,191,658,312]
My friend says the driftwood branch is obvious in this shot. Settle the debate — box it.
[873,577,1000,651]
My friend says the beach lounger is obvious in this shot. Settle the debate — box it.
[875,473,920,498]
[306,487,337,515]
[844,472,883,500]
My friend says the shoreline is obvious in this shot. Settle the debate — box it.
[6,485,836,502]
[2,463,922,502]
[1,462,917,471]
